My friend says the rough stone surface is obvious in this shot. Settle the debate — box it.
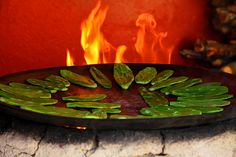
[0,118,46,157]
[163,119,236,157]
[35,126,95,157]
[89,130,163,157]
[0,112,235,157]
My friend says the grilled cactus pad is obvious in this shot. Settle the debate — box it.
[27,78,68,91]
[60,69,97,88]
[21,105,107,119]
[149,76,188,91]
[0,90,58,105]
[45,75,70,87]
[140,106,202,117]
[62,94,107,102]
[114,64,134,90]
[66,102,121,109]
[135,67,157,84]
[0,83,51,99]
[139,87,168,107]
[160,78,202,95]
[89,66,112,89]
[0,64,234,119]
[9,82,57,93]
[151,69,174,85]
[0,97,56,107]
[171,84,229,96]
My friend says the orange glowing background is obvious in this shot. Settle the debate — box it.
[0,0,218,76]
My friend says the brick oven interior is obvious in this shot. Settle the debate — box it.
[0,0,225,76]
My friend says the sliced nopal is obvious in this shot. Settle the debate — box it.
[60,69,97,88]
[62,94,107,102]
[161,78,202,95]
[0,90,57,105]
[9,82,57,93]
[89,66,112,89]
[91,109,107,119]
[110,114,153,119]
[188,107,224,114]
[177,94,233,101]
[149,76,188,91]
[135,67,157,84]
[0,97,54,107]
[190,82,221,87]
[27,78,68,91]
[151,69,174,85]
[45,75,70,87]
[140,107,202,117]
[153,106,202,116]
[170,100,230,107]
[113,63,134,90]
[139,87,168,107]
[21,105,91,118]
[0,83,51,98]
[140,107,171,117]
[66,102,121,109]
[171,85,229,96]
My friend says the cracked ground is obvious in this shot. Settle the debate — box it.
[0,112,236,157]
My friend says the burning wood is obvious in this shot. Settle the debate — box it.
[180,39,236,67]
[212,0,236,40]
[180,0,236,68]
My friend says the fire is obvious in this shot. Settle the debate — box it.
[135,13,173,63]
[80,0,113,64]
[115,45,127,63]
[66,49,75,66]
[70,0,175,65]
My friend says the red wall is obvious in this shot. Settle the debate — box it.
[0,0,216,76]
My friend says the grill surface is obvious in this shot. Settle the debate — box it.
[0,64,236,129]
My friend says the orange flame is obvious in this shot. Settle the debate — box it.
[66,49,75,66]
[115,45,127,63]
[81,0,113,64]
[135,13,173,63]
[78,0,174,65]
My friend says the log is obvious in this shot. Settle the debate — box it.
[180,39,236,67]
[212,0,236,40]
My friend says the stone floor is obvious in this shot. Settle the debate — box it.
[0,112,235,157]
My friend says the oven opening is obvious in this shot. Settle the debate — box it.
[0,0,228,76]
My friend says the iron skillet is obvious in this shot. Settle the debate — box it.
[0,64,236,130]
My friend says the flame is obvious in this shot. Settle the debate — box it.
[78,0,174,65]
[115,45,127,63]
[66,49,75,66]
[135,13,173,63]
[81,0,113,64]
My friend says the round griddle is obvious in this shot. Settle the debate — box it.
[0,64,236,130]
